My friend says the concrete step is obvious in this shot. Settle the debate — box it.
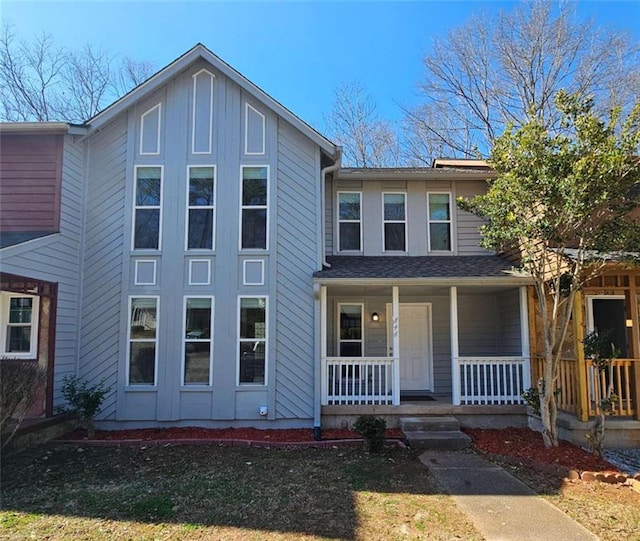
[404,430,471,450]
[400,416,461,432]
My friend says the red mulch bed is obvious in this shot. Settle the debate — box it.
[65,427,405,442]
[463,427,617,472]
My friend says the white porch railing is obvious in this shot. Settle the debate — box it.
[321,357,398,405]
[455,356,530,405]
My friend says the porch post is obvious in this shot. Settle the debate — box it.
[392,286,400,406]
[573,290,590,422]
[520,287,532,391]
[319,286,328,408]
[629,276,640,420]
[450,286,460,405]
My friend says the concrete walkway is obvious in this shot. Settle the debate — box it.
[419,450,598,541]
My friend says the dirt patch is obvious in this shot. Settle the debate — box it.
[64,426,405,442]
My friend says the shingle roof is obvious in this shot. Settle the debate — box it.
[314,256,519,279]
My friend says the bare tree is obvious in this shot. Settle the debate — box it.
[0,23,155,123]
[324,82,402,167]
[404,0,640,162]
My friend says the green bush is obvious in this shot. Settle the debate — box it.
[353,415,386,453]
[0,359,46,447]
[59,376,111,438]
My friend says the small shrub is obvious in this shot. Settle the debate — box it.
[353,415,386,453]
[59,376,111,438]
[521,382,561,416]
[0,359,46,447]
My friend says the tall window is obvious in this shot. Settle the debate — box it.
[1,294,39,357]
[383,193,406,251]
[338,304,363,356]
[133,166,162,250]
[338,192,361,251]
[428,193,452,251]
[128,297,158,385]
[183,297,213,385]
[241,166,268,250]
[238,297,267,385]
[187,166,215,250]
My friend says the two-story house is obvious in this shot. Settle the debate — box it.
[2,44,637,441]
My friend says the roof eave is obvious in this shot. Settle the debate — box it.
[312,276,533,286]
[0,122,87,135]
[336,169,496,181]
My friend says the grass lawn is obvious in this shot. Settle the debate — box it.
[0,443,481,540]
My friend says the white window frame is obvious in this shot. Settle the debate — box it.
[0,293,39,358]
[134,259,157,286]
[185,165,216,251]
[139,103,162,156]
[337,191,362,253]
[126,295,159,387]
[244,103,266,156]
[382,191,408,252]
[188,259,211,286]
[182,295,214,386]
[427,192,453,253]
[337,302,364,357]
[132,165,164,251]
[239,165,269,251]
[237,295,268,386]
[191,69,215,155]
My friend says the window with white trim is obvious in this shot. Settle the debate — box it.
[128,296,158,385]
[187,166,215,250]
[133,166,162,250]
[383,192,406,251]
[183,297,213,385]
[338,192,361,251]
[0,293,39,357]
[241,166,268,250]
[338,303,363,357]
[238,297,266,385]
[428,193,452,251]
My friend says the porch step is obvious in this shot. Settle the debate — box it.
[400,416,461,432]
[400,416,471,450]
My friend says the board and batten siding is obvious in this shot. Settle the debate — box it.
[79,117,129,420]
[274,120,320,420]
[0,135,85,406]
[0,133,63,234]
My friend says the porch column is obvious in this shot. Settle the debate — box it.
[629,277,640,420]
[519,287,532,391]
[319,286,328,408]
[392,286,400,406]
[572,291,589,422]
[450,286,460,405]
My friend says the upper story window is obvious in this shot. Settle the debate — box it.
[0,294,39,358]
[427,193,452,252]
[338,192,362,252]
[338,303,363,356]
[186,166,215,250]
[383,193,407,252]
[133,166,162,250]
[240,166,268,250]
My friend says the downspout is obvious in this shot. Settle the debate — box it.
[320,147,342,268]
[314,147,341,440]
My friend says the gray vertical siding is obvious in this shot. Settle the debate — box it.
[274,120,319,419]
[0,135,85,406]
[79,117,128,419]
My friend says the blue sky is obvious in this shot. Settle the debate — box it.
[3,1,639,130]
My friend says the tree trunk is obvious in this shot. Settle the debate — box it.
[538,373,558,447]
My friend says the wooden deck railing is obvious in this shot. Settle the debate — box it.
[532,357,638,417]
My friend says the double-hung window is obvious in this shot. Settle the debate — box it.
[241,166,268,250]
[128,296,158,385]
[427,193,452,252]
[186,166,215,250]
[338,192,361,251]
[183,297,213,385]
[1,294,39,357]
[383,192,407,251]
[238,297,267,385]
[338,303,363,357]
[133,166,162,250]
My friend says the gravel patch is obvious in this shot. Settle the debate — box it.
[602,448,640,475]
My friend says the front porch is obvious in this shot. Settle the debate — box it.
[315,267,533,415]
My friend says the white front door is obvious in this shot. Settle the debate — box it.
[387,303,433,391]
